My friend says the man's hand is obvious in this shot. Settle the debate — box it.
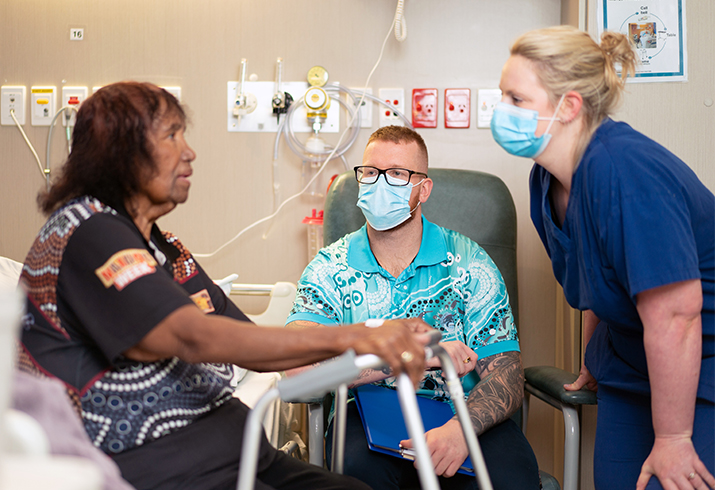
[636,436,715,490]
[425,341,477,377]
[400,419,469,478]
[564,363,598,392]
[351,318,433,387]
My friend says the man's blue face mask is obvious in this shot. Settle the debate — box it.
[357,175,422,231]
[490,95,565,159]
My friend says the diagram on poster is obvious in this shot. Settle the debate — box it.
[597,0,687,82]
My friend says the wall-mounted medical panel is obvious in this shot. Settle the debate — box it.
[227,81,339,133]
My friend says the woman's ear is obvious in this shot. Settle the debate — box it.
[560,91,583,123]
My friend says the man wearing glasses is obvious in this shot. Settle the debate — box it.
[286,126,540,489]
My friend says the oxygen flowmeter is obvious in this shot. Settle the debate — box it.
[272,58,293,125]
[233,59,258,122]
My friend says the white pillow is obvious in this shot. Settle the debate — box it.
[0,257,23,293]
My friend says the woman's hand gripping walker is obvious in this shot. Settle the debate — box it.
[236,330,493,490]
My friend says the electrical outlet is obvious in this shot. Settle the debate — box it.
[378,88,405,128]
[412,88,438,128]
[162,86,182,102]
[1,86,27,126]
[349,87,372,128]
[445,88,471,128]
[61,86,88,126]
[31,86,57,126]
[477,88,502,129]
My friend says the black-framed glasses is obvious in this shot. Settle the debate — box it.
[354,166,428,187]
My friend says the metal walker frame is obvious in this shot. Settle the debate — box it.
[236,333,493,490]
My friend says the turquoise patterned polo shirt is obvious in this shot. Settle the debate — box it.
[287,217,519,401]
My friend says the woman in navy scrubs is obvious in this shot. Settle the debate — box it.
[490,26,714,490]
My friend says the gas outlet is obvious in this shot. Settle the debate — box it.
[412,88,438,128]
[61,86,88,126]
[349,87,372,128]
[378,88,405,128]
[444,88,470,128]
[31,86,57,126]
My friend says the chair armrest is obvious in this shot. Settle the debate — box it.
[524,366,597,406]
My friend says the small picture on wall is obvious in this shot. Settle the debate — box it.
[629,22,657,49]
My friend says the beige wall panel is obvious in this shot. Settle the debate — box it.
[1,0,575,479]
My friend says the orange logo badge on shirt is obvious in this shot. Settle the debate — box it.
[190,289,215,313]
[95,249,157,291]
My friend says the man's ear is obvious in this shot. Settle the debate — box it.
[560,91,583,123]
[419,177,433,203]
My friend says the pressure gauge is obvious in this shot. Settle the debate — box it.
[304,86,329,111]
[307,65,329,87]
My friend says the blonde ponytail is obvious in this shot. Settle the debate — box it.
[600,30,637,92]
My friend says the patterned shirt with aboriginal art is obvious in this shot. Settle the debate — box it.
[19,196,250,455]
[287,217,519,403]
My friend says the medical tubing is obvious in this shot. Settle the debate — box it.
[193,138,340,257]
[272,85,358,161]
[432,344,494,490]
[338,153,349,172]
[196,112,353,257]
[9,109,45,185]
[277,85,360,163]
[46,106,78,190]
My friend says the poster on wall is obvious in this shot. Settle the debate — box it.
[597,0,687,82]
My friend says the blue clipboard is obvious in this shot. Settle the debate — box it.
[353,384,474,475]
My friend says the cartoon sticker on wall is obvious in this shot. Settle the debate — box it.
[597,0,687,82]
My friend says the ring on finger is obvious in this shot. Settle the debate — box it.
[462,357,471,364]
[688,472,696,480]
[401,351,415,363]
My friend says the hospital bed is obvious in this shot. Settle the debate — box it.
[215,275,304,455]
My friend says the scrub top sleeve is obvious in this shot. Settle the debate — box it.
[59,214,195,363]
[610,174,701,299]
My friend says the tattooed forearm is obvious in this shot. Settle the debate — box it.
[462,351,524,435]
[348,366,393,388]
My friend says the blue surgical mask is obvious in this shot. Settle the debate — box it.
[490,95,565,159]
[357,176,421,231]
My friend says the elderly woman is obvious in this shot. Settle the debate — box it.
[18,81,431,490]
[491,26,714,490]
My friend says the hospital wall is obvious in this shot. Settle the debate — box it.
[1,1,713,488]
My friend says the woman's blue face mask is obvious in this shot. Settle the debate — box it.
[490,95,565,159]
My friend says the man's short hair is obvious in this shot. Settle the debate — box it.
[367,126,429,167]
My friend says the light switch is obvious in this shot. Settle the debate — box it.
[477,89,502,129]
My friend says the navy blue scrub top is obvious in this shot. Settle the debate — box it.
[530,118,714,401]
